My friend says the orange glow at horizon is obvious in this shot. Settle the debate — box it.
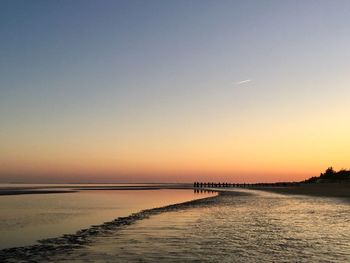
[1,100,349,183]
[2,0,350,184]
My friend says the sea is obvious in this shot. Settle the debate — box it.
[0,184,349,262]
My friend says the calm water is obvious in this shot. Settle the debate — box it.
[46,189,349,263]
[0,187,214,249]
[1,189,350,262]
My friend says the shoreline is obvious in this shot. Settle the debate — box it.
[247,182,350,199]
[0,190,78,196]
[2,182,349,198]
[0,193,221,262]
[1,186,349,261]
[0,184,193,196]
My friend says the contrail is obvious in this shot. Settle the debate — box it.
[235,79,252,85]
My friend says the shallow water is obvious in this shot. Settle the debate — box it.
[1,189,350,262]
[0,188,214,249]
[49,189,350,263]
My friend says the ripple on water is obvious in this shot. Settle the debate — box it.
[2,190,350,262]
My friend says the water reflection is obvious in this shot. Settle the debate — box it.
[46,190,350,263]
[193,189,217,194]
[0,189,215,249]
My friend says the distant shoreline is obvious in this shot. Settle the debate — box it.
[0,184,193,196]
[1,182,349,198]
[250,182,350,198]
[0,190,78,196]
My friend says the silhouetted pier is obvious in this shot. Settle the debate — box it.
[193,182,249,188]
[193,181,299,189]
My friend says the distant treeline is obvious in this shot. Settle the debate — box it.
[303,167,350,183]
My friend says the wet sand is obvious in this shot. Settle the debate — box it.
[0,184,192,196]
[2,190,349,262]
[0,190,78,195]
[250,182,350,198]
[0,194,220,262]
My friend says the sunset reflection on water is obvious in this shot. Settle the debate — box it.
[0,188,216,249]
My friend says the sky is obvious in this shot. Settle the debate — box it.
[1,0,350,183]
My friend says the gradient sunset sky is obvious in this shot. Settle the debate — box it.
[1,0,350,183]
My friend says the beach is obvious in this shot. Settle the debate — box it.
[250,182,350,198]
[2,1,350,262]
[0,185,214,250]
[1,188,349,262]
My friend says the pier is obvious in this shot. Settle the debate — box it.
[193,182,299,189]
